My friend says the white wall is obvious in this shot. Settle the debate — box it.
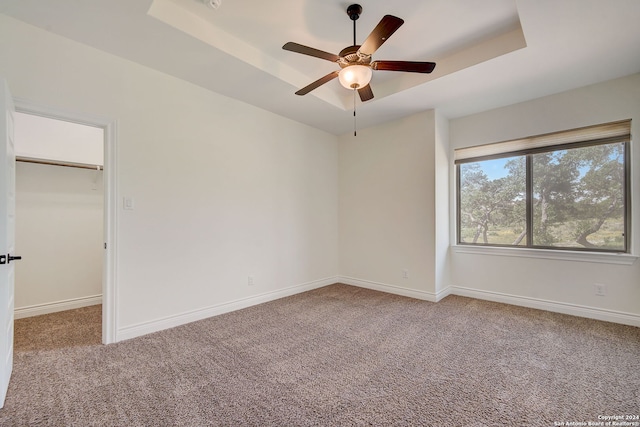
[449,73,640,321]
[434,111,450,295]
[0,14,339,340]
[15,162,103,316]
[338,110,449,300]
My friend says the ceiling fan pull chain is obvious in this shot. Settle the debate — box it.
[353,89,357,136]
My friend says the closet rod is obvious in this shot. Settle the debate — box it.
[16,156,102,171]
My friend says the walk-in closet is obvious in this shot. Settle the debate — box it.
[13,112,104,323]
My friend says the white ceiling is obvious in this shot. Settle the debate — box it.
[2,0,640,135]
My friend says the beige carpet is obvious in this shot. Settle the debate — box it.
[1,284,638,426]
[14,304,102,352]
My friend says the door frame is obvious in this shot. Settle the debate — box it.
[14,98,118,344]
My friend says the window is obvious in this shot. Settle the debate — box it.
[455,120,631,253]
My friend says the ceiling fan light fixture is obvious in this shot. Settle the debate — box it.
[203,0,221,10]
[338,65,372,90]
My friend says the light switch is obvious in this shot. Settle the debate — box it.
[123,196,135,210]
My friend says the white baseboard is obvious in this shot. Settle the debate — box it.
[337,276,639,328]
[116,276,640,342]
[116,276,338,342]
[338,276,450,302]
[449,286,640,328]
[15,295,102,319]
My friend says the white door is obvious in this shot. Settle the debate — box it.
[0,78,17,408]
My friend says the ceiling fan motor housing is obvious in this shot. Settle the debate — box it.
[338,45,371,68]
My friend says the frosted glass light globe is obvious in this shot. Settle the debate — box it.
[338,65,372,89]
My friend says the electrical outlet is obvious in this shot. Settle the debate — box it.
[594,283,607,296]
[402,269,409,279]
[248,276,255,286]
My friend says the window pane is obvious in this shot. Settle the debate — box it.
[459,156,526,245]
[532,143,625,250]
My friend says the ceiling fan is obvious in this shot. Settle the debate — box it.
[282,4,436,102]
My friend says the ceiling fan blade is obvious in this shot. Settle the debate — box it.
[358,15,404,56]
[358,84,374,102]
[295,71,340,95]
[283,42,340,63]
[371,60,436,73]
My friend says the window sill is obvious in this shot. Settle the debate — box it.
[451,245,638,265]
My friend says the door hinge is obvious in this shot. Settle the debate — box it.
[0,255,5,265]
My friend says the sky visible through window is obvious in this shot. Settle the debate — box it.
[479,157,510,180]
[478,152,613,181]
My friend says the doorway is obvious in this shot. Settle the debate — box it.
[14,112,104,330]
[12,102,117,344]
